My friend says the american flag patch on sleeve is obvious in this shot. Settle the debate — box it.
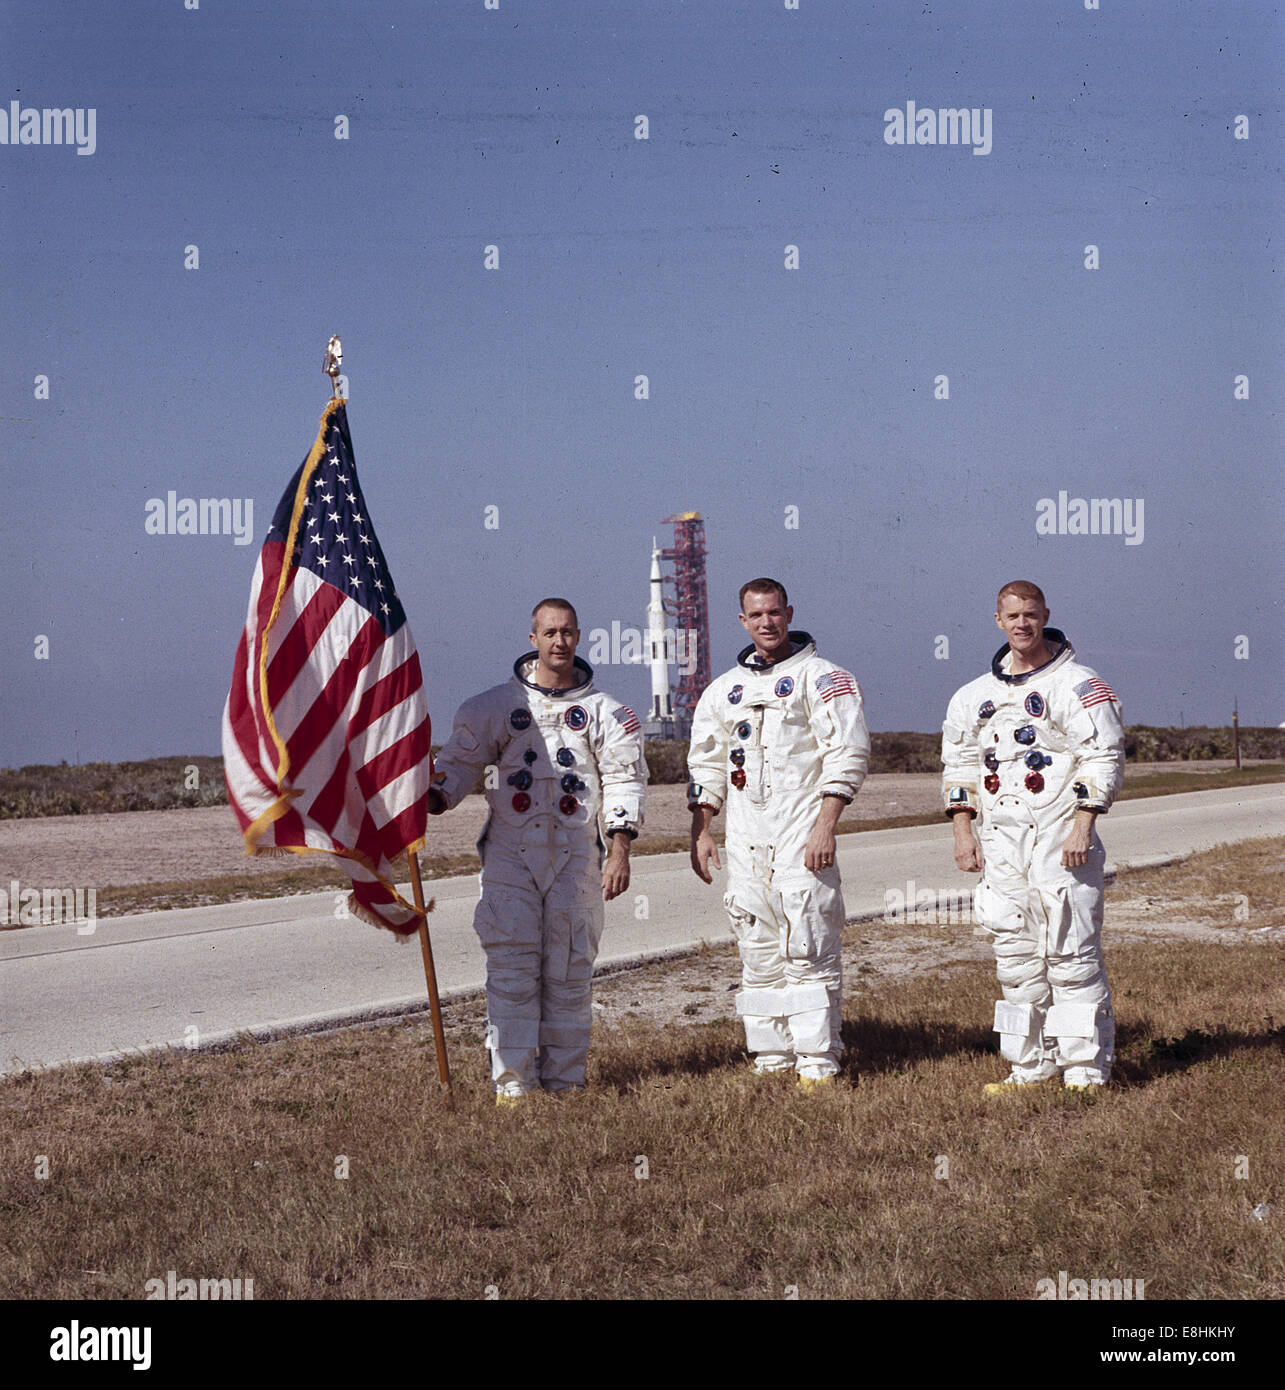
[1074,677,1117,709]
[818,670,857,703]
[614,706,641,734]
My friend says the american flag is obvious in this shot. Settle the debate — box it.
[1074,676,1118,710]
[818,669,858,703]
[614,706,641,735]
[221,398,431,936]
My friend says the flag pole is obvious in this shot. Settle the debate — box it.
[324,336,453,1101]
[409,851,453,1100]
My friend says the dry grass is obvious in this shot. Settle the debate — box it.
[5,734,1280,818]
[82,857,481,919]
[1109,837,1285,928]
[1115,764,1285,797]
[2,840,1281,1301]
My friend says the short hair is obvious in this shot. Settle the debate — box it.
[531,597,579,628]
[739,577,789,611]
[996,580,1046,610]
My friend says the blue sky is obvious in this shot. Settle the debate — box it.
[4,0,1281,766]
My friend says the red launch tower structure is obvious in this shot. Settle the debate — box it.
[661,512,711,724]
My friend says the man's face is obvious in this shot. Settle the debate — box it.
[994,594,1050,659]
[739,589,794,660]
[530,606,579,677]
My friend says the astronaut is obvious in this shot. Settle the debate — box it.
[942,581,1125,1093]
[688,578,870,1087]
[429,598,647,1103]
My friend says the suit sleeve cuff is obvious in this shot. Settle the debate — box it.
[687,780,724,813]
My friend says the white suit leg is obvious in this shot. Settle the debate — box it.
[976,819,1057,1079]
[1033,832,1113,1081]
[724,841,794,1069]
[777,863,845,1077]
[537,843,604,1090]
[472,841,543,1094]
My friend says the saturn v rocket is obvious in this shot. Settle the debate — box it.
[644,541,677,736]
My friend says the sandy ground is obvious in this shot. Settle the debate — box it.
[0,773,939,889]
[0,760,1272,891]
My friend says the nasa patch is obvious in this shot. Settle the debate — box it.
[775,676,795,697]
[564,705,588,730]
[978,700,996,720]
[1024,691,1046,718]
[509,708,532,731]
[728,684,744,705]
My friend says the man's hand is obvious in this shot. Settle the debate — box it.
[689,804,722,883]
[690,829,722,884]
[427,786,447,816]
[803,793,846,873]
[1060,808,1096,868]
[602,833,631,901]
[803,823,838,873]
[951,813,983,873]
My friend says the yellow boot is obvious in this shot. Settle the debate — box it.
[797,1074,837,1094]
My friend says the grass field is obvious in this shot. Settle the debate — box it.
[2,844,1281,1302]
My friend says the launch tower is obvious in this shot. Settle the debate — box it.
[661,512,711,728]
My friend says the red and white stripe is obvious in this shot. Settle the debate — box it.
[820,669,857,703]
[222,543,430,936]
[1077,677,1118,710]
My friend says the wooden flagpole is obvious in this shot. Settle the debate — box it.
[324,337,453,1101]
[409,851,453,1099]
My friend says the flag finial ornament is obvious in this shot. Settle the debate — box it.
[323,335,343,397]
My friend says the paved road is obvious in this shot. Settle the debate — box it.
[1,784,1280,1073]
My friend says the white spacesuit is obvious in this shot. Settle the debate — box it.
[432,654,647,1096]
[688,634,870,1078]
[942,629,1125,1085]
